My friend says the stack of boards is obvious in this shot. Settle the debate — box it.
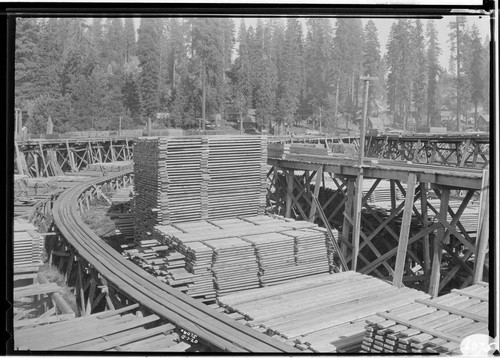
[14,218,44,268]
[133,136,267,239]
[146,215,338,300]
[217,271,429,353]
[85,161,133,174]
[360,282,489,354]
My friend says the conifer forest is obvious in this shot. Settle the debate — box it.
[15,17,491,135]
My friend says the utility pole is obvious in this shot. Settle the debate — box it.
[456,16,461,132]
[351,75,377,271]
[119,116,122,136]
[202,63,206,132]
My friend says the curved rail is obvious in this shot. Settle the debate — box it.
[52,170,298,353]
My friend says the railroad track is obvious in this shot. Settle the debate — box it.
[51,170,299,353]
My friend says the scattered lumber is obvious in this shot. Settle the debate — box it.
[360,282,489,354]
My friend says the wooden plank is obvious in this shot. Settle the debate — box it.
[14,313,75,328]
[414,299,488,323]
[309,166,323,222]
[62,323,175,351]
[393,173,417,287]
[20,314,161,351]
[377,312,462,344]
[428,187,449,297]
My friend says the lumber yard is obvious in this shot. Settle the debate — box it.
[10,132,491,354]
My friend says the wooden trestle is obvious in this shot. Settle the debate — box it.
[268,152,489,297]
[14,137,134,177]
[364,134,489,169]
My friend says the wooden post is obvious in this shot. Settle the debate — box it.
[473,167,489,283]
[341,178,355,259]
[390,179,397,213]
[309,166,324,222]
[420,182,431,279]
[38,141,49,177]
[285,170,294,218]
[110,138,116,162]
[393,173,417,287]
[428,187,450,297]
[351,173,364,271]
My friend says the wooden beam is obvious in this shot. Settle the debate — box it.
[420,183,431,281]
[341,178,355,259]
[309,165,323,222]
[285,170,294,218]
[351,171,364,271]
[473,167,490,283]
[428,187,450,297]
[312,194,349,272]
[393,173,417,287]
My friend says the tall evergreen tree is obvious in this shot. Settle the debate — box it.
[278,18,304,131]
[426,20,441,126]
[334,18,364,128]
[410,19,427,125]
[448,16,467,130]
[124,18,137,62]
[467,24,485,128]
[362,20,382,109]
[137,18,162,120]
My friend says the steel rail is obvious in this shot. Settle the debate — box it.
[52,170,299,353]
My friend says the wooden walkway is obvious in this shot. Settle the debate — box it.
[217,271,429,352]
[361,282,489,354]
[14,304,191,352]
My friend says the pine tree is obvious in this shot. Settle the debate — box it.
[448,16,467,130]
[234,20,253,125]
[362,19,382,110]
[410,19,427,126]
[334,18,364,129]
[137,18,162,120]
[468,24,485,128]
[278,18,304,131]
[124,18,137,62]
[426,20,441,126]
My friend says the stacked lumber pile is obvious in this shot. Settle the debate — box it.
[111,186,134,205]
[15,304,189,352]
[206,238,260,295]
[242,233,296,286]
[217,271,429,353]
[280,227,335,275]
[14,218,44,268]
[152,215,340,297]
[329,143,358,157]
[161,137,207,223]
[360,282,489,354]
[428,198,479,235]
[182,241,216,300]
[14,176,58,199]
[133,138,163,237]
[133,136,267,239]
[267,142,285,159]
[206,136,267,219]
[85,161,134,174]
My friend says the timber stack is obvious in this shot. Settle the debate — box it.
[133,136,268,239]
[14,218,45,269]
[360,282,489,354]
